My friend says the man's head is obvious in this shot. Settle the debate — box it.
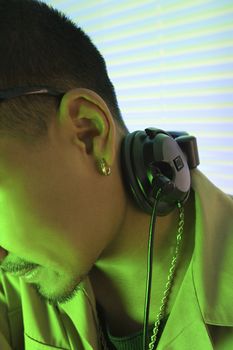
[0,0,130,304]
[0,87,129,305]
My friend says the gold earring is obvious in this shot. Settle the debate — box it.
[98,158,111,176]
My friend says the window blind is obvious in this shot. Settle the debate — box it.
[45,0,233,194]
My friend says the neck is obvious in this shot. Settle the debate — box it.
[89,189,195,337]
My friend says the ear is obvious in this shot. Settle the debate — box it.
[58,88,117,167]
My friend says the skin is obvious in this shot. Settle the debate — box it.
[0,88,195,336]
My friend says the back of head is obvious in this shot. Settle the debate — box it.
[0,0,128,146]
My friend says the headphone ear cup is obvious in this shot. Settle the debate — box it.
[120,128,194,216]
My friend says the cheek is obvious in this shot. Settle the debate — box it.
[0,187,27,251]
[0,187,99,274]
[0,160,118,275]
[0,182,68,269]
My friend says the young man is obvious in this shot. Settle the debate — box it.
[0,1,232,349]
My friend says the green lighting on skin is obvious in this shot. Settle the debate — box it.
[0,139,100,309]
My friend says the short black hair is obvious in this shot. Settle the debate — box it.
[0,0,129,146]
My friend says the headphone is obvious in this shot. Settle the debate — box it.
[119,127,200,349]
[120,127,199,216]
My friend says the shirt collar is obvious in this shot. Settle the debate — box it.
[191,168,233,326]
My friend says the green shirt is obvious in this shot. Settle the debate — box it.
[0,168,233,349]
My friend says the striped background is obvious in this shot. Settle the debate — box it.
[45,0,233,194]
